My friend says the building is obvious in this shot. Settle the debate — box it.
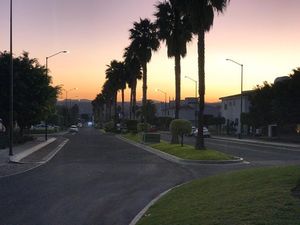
[219,91,254,134]
[156,97,221,126]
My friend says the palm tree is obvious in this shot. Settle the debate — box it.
[155,0,192,119]
[105,60,121,121]
[185,0,230,149]
[129,18,160,121]
[155,0,192,144]
[117,62,127,118]
[102,79,115,121]
[92,93,105,127]
[123,46,142,120]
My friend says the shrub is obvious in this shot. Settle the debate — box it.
[137,122,151,133]
[170,119,192,146]
[126,120,138,133]
[104,121,115,132]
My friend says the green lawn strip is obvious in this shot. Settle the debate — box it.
[137,166,300,225]
[122,134,232,161]
[150,141,232,161]
[122,133,141,143]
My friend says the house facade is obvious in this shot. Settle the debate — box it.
[156,97,221,126]
[219,91,253,134]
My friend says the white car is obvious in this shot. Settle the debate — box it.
[69,125,79,133]
[193,127,210,137]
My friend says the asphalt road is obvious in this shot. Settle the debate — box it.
[0,128,246,225]
[161,133,300,166]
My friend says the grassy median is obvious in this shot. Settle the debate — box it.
[122,133,233,161]
[137,166,300,225]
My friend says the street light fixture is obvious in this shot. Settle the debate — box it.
[226,58,244,139]
[9,0,13,156]
[64,88,78,105]
[62,88,78,126]
[155,89,167,116]
[45,51,68,141]
[185,76,198,127]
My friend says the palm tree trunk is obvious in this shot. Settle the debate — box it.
[171,54,181,144]
[132,79,137,120]
[195,31,205,150]
[121,88,125,119]
[142,63,147,122]
[114,92,118,123]
[175,54,181,119]
[129,88,133,119]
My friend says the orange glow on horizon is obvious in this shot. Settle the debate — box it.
[1,0,299,103]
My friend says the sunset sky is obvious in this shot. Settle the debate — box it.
[0,0,299,102]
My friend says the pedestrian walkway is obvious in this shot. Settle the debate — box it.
[0,134,68,177]
[160,131,300,149]
[211,136,300,149]
[0,137,49,165]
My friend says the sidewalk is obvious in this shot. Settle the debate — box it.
[0,137,52,164]
[0,135,68,177]
[210,135,300,149]
[160,131,300,149]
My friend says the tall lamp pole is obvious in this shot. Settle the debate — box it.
[62,88,77,126]
[65,88,77,109]
[45,51,68,140]
[9,0,13,156]
[226,58,244,139]
[185,76,198,127]
[156,89,167,116]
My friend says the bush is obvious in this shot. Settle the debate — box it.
[126,120,138,133]
[169,119,192,146]
[104,121,115,132]
[137,122,151,133]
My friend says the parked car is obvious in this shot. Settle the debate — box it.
[186,126,197,136]
[69,125,79,133]
[192,127,211,137]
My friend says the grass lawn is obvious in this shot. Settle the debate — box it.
[122,133,233,161]
[123,133,141,142]
[137,166,300,225]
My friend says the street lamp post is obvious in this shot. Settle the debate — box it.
[9,0,13,156]
[156,89,167,116]
[45,51,68,141]
[185,76,198,127]
[226,58,244,139]
[64,88,77,108]
[62,88,77,126]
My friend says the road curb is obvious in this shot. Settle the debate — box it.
[9,138,56,163]
[0,138,69,179]
[129,182,188,225]
[117,136,244,165]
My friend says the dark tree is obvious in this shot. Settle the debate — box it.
[123,46,142,120]
[0,51,59,135]
[129,19,160,120]
[183,0,230,149]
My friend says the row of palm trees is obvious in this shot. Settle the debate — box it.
[92,0,230,149]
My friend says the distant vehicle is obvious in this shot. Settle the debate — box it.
[69,125,79,133]
[193,127,210,138]
[77,122,83,128]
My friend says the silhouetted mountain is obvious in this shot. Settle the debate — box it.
[57,99,93,115]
